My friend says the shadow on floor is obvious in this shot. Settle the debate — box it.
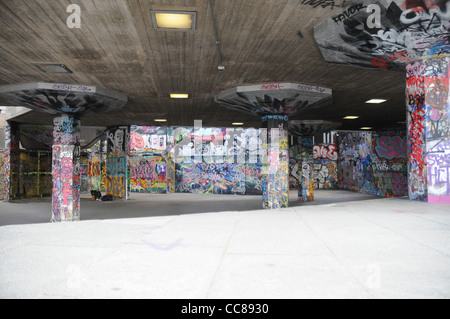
[0,190,387,226]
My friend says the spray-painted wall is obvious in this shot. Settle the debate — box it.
[337,131,408,197]
[313,144,339,190]
[125,126,265,195]
[172,127,265,196]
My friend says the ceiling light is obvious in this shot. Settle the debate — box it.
[232,122,244,126]
[154,119,167,122]
[365,99,387,104]
[360,127,373,130]
[170,93,189,99]
[343,116,359,120]
[152,11,196,30]
[33,63,72,73]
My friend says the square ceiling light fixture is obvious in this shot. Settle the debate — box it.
[151,10,197,30]
[33,63,72,73]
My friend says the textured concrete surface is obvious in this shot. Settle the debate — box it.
[0,190,449,299]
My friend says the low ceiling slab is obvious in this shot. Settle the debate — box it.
[314,0,450,70]
[0,82,127,117]
[214,83,332,117]
[289,120,342,136]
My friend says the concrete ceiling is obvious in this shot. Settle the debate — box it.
[0,0,407,131]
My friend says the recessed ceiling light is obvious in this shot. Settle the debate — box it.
[151,11,196,30]
[360,127,373,130]
[343,116,359,120]
[232,122,244,126]
[170,93,189,99]
[33,63,72,73]
[154,119,167,122]
[365,99,387,104]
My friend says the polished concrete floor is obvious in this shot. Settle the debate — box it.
[0,190,449,299]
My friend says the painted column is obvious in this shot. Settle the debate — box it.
[423,57,450,204]
[51,115,81,222]
[262,115,289,209]
[105,126,129,200]
[3,121,20,201]
[298,137,314,202]
[406,57,450,204]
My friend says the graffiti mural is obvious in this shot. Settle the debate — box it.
[312,143,339,190]
[105,127,128,199]
[337,130,408,198]
[314,0,450,70]
[130,126,167,155]
[129,156,167,193]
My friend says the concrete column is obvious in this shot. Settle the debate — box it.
[3,121,20,201]
[262,115,289,209]
[51,114,81,222]
[105,126,129,200]
[406,57,450,204]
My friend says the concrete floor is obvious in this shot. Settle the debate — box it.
[0,190,449,299]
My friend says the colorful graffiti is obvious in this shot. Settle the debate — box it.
[337,131,408,198]
[423,57,450,204]
[314,0,450,70]
[262,118,289,209]
[406,61,428,201]
[130,126,167,155]
[51,115,81,222]
[175,163,262,195]
[129,156,167,193]
[313,144,338,161]
[105,127,128,199]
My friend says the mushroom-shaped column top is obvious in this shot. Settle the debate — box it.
[0,82,127,117]
[214,83,332,117]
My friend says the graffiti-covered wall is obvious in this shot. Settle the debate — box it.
[337,131,408,197]
[125,126,265,195]
[313,144,339,190]
[172,127,265,196]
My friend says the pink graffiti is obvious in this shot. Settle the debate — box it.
[130,133,145,149]
[313,145,338,161]
[260,83,284,90]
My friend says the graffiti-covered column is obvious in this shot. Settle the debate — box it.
[51,115,81,222]
[406,57,450,204]
[105,126,129,200]
[424,58,450,204]
[406,62,428,201]
[262,115,289,209]
[3,121,20,201]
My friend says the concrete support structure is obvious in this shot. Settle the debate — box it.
[297,137,314,203]
[51,115,81,222]
[3,121,20,201]
[406,57,450,204]
[262,115,289,209]
[105,126,129,200]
